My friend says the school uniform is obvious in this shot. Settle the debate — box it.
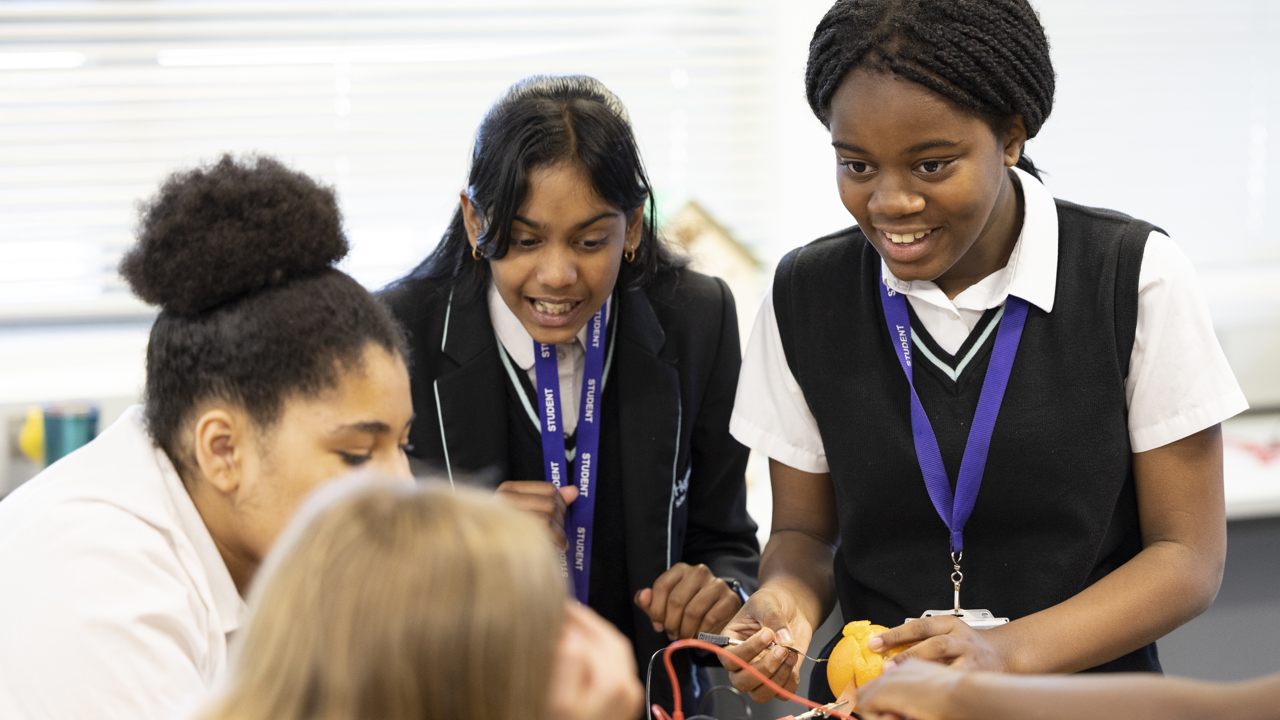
[381,266,760,698]
[0,406,246,720]
[730,167,1247,692]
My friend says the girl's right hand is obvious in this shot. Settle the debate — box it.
[717,585,815,703]
[494,480,579,551]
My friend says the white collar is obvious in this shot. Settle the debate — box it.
[880,166,1058,314]
[26,406,246,636]
[488,281,598,371]
[150,416,247,637]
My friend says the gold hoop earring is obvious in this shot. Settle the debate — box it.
[624,247,636,263]
[472,245,484,261]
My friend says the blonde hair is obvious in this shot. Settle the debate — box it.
[204,478,566,720]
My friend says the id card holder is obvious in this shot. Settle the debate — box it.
[906,608,1009,630]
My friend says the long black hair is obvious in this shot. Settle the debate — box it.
[119,154,407,477]
[805,0,1056,179]
[398,75,684,299]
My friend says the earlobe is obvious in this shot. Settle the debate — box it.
[1003,115,1029,167]
[459,189,482,250]
[625,204,645,252]
[192,409,242,495]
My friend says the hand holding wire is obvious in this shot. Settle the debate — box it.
[699,632,827,663]
[783,701,850,720]
[648,638,859,720]
[714,587,819,704]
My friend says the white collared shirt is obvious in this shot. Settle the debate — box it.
[0,406,246,720]
[730,167,1248,473]
[489,281,603,436]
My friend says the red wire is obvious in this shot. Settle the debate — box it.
[656,638,857,720]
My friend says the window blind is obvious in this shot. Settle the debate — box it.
[0,0,777,320]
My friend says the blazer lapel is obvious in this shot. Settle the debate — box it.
[431,289,509,488]
[615,285,683,596]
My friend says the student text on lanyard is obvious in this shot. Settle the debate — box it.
[879,270,1029,616]
[534,300,608,605]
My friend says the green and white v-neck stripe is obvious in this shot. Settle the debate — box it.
[910,303,1006,382]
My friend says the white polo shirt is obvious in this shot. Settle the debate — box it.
[0,406,246,720]
[730,167,1248,474]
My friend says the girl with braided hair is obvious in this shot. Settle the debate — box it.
[721,0,1247,707]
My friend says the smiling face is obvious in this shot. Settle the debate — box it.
[829,68,1028,297]
[463,162,643,345]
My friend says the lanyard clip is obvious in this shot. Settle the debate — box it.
[909,552,1010,629]
[950,551,963,615]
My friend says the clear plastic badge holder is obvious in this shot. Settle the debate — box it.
[906,608,1009,630]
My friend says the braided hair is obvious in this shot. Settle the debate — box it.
[805,0,1055,178]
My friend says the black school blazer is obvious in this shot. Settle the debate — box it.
[381,268,759,657]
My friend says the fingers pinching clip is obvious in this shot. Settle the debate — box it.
[788,700,849,720]
[697,632,827,663]
[697,632,737,646]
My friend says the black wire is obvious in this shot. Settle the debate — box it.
[698,684,752,720]
[645,647,665,720]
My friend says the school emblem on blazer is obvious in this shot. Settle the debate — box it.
[673,469,690,509]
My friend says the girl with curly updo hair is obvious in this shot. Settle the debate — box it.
[0,154,414,720]
[721,0,1246,707]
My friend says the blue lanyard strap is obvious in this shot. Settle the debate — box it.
[878,272,1029,553]
[534,300,608,604]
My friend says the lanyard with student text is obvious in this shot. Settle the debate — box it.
[879,271,1028,608]
[534,300,607,605]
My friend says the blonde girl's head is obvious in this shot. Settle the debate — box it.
[204,477,566,720]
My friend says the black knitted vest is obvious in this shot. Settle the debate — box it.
[775,200,1161,673]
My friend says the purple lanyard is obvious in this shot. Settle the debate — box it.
[878,271,1029,553]
[534,300,607,604]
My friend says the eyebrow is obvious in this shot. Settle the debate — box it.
[333,421,392,435]
[832,139,962,154]
[512,211,620,232]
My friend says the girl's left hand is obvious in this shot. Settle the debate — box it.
[633,562,743,640]
[868,615,1015,672]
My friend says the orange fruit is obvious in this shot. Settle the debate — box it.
[826,620,903,697]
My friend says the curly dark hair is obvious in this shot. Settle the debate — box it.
[119,154,407,475]
[805,0,1056,178]
[395,74,686,300]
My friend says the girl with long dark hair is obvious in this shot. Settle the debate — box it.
[382,75,760,703]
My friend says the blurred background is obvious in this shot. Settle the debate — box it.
[1,0,1276,710]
